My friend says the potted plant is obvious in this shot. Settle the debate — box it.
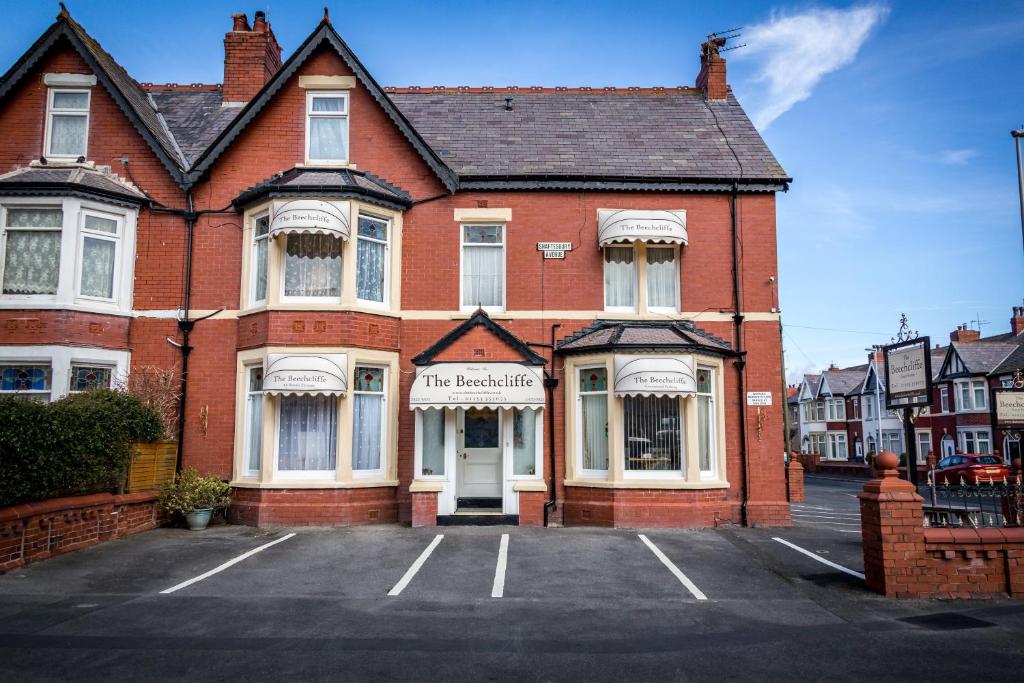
[159,467,231,531]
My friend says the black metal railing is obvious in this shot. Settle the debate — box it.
[922,469,1024,529]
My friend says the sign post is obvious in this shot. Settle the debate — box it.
[883,334,932,488]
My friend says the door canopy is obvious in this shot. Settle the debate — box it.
[410,363,544,410]
[264,353,348,396]
[597,209,687,247]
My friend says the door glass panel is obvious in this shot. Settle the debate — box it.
[464,408,499,448]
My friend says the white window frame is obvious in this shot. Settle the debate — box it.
[882,431,902,454]
[351,364,387,479]
[459,223,506,312]
[576,365,610,478]
[959,428,992,455]
[826,432,848,460]
[603,245,638,312]
[807,432,826,456]
[279,232,344,304]
[355,213,390,308]
[74,208,122,303]
[826,398,845,421]
[645,244,680,314]
[304,91,349,164]
[939,386,949,413]
[954,378,987,412]
[697,365,717,480]
[250,212,269,307]
[44,88,90,159]
[0,203,63,301]
[0,345,128,402]
[915,429,932,465]
[851,398,859,420]
[242,364,263,478]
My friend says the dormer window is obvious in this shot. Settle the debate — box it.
[45,89,90,158]
[305,92,348,164]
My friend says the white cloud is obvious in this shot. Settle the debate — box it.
[741,4,889,129]
[935,148,977,165]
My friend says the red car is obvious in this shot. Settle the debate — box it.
[933,454,1010,485]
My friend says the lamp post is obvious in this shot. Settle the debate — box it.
[1013,128,1024,258]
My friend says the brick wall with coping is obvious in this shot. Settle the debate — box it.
[0,492,162,573]
[786,458,805,503]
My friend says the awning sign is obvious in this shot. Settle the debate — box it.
[613,355,696,397]
[597,209,687,247]
[264,353,348,396]
[410,363,544,410]
[270,200,350,240]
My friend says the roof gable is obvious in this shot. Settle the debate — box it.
[187,20,457,192]
[0,11,188,184]
[412,310,546,366]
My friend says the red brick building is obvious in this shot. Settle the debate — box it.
[0,9,792,527]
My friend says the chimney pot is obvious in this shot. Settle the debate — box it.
[696,38,728,100]
[231,13,249,32]
[253,10,268,32]
[1011,305,1024,336]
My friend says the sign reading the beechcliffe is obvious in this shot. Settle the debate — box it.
[270,199,351,240]
[410,363,545,409]
[883,336,932,409]
[995,390,1024,424]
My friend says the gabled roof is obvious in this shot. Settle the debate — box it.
[186,19,458,192]
[388,89,789,188]
[148,88,239,165]
[0,162,148,206]
[992,343,1024,375]
[819,368,864,397]
[412,309,546,366]
[947,341,1019,376]
[233,167,412,211]
[0,9,189,183]
[556,320,733,355]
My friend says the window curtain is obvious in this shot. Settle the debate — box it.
[308,96,347,161]
[698,394,712,472]
[49,115,88,156]
[353,393,383,471]
[581,394,608,471]
[420,409,445,476]
[278,395,337,471]
[462,245,503,307]
[513,408,537,475]
[357,238,385,302]
[3,231,61,295]
[80,237,115,298]
[646,247,677,309]
[284,234,341,297]
[623,395,681,472]
[247,393,263,472]
[603,247,634,308]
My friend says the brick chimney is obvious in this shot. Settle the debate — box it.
[696,37,728,100]
[1011,306,1024,336]
[949,324,980,343]
[223,11,282,104]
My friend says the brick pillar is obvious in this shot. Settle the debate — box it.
[858,451,926,597]
[515,482,547,527]
[786,458,805,503]
[409,482,442,528]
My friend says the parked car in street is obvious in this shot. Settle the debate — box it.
[932,454,1010,484]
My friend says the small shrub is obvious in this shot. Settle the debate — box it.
[159,467,231,515]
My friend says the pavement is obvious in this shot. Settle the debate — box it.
[1,477,1023,681]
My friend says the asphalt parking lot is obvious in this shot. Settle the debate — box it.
[2,477,1023,681]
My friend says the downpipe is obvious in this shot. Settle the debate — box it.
[731,184,751,526]
[544,323,561,527]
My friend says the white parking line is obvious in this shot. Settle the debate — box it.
[791,513,861,520]
[638,534,707,600]
[388,534,444,597]
[491,533,509,598]
[159,532,296,595]
[772,537,865,580]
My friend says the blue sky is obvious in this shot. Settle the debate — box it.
[2,1,1022,380]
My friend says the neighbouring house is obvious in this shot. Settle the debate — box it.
[0,8,792,527]
[793,307,1024,468]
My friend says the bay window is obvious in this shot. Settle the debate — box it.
[955,379,987,411]
[45,89,90,158]
[356,214,388,304]
[807,432,826,456]
[624,395,682,473]
[306,92,348,163]
[2,207,62,295]
[696,367,717,477]
[244,366,263,476]
[826,398,845,420]
[352,366,386,475]
[960,429,991,455]
[578,367,609,474]
[283,233,342,300]
[827,432,848,460]
[277,394,337,476]
[461,224,504,310]
[251,213,269,305]
[604,246,636,310]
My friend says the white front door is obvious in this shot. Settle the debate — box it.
[457,408,502,500]
[942,435,955,458]
[855,440,863,459]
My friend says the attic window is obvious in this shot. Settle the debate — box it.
[306,92,349,164]
[45,88,90,158]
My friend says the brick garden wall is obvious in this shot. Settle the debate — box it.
[0,492,162,573]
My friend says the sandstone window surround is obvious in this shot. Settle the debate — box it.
[563,353,727,489]
[240,200,402,316]
[0,198,136,314]
[232,346,400,489]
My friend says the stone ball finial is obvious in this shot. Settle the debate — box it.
[876,450,899,471]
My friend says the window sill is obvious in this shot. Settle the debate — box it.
[237,303,402,319]
[564,478,730,490]
[0,300,131,316]
[229,479,399,489]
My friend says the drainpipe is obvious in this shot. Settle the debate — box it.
[544,323,562,526]
[730,184,750,526]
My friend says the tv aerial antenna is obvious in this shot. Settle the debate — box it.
[706,27,746,53]
[969,312,990,336]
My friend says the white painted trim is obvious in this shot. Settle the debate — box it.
[44,87,90,159]
[305,90,349,164]
[44,73,97,87]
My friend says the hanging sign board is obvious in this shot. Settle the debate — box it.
[537,242,573,251]
[746,391,772,406]
[410,363,545,410]
[883,336,932,409]
[995,390,1024,424]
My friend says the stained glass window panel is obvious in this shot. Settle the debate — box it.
[354,367,384,393]
[70,365,112,392]
[579,367,607,393]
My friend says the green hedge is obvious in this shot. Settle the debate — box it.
[0,390,165,507]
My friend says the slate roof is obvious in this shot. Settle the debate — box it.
[412,309,546,366]
[952,341,1019,375]
[148,89,238,165]
[0,163,148,204]
[387,90,788,184]
[556,320,733,355]
[992,342,1024,375]
[820,369,864,396]
[233,167,412,210]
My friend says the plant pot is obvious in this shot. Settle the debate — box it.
[185,508,213,531]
